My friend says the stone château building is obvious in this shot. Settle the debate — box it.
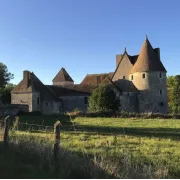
[11,36,168,114]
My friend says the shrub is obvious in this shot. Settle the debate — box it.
[88,84,119,112]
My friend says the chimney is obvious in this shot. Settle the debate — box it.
[154,48,160,61]
[23,70,30,88]
[116,54,123,67]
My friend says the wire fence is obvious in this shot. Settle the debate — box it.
[15,122,54,133]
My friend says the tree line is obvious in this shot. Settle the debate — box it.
[167,75,180,113]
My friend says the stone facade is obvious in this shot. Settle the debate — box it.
[113,53,133,81]
[60,96,88,112]
[119,92,139,113]
[11,93,33,111]
[130,72,168,113]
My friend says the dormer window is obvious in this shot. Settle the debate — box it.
[142,73,145,79]
[159,73,162,78]
[123,76,125,79]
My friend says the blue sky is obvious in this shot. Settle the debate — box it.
[0,0,180,85]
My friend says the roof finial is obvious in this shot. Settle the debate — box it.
[124,47,127,52]
[146,34,148,40]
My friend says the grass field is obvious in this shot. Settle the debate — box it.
[0,116,180,178]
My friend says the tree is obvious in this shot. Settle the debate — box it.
[171,75,180,114]
[0,62,14,89]
[1,83,16,104]
[0,63,14,104]
[167,76,175,113]
[167,75,175,88]
[88,84,119,112]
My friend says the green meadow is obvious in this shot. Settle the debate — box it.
[0,116,180,178]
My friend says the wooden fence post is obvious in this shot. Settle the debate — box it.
[53,121,61,173]
[4,115,10,148]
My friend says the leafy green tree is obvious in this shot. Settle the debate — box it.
[1,83,16,103]
[171,75,180,113]
[88,84,119,112]
[0,62,14,89]
[0,63,14,103]
[167,75,175,88]
[167,76,175,113]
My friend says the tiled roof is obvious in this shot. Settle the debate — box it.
[52,67,74,82]
[48,84,96,97]
[12,71,58,101]
[130,37,167,74]
[114,79,138,92]
[80,72,113,86]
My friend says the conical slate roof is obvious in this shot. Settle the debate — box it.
[53,68,74,82]
[130,37,166,74]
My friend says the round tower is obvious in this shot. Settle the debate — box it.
[129,36,168,114]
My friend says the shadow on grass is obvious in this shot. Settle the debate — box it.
[0,142,114,179]
[64,125,180,140]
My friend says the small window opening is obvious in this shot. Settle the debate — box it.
[159,73,162,78]
[37,97,40,105]
[142,73,145,79]
[46,102,48,107]
[159,102,164,106]
[131,75,133,80]
[84,97,88,105]
[123,76,125,79]
[127,93,129,96]
[159,89,162,95]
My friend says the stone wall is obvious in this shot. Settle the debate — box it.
[130,72,168,113]
[113,54,133,81]
[60,96,89,112]
[0,104,29,116]
[119,92,139,112]
[11,93,33,112]
[41,100,62,115]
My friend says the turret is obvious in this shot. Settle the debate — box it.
[129,36,168,113]
[52,67,74,86]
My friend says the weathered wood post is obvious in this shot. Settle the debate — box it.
[53,121,61,173]
[4,115,10,148]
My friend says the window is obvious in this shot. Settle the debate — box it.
[131,75,133,80]
[142,73,145,79]
[37,97,40,105]
[84,97,88,105]
[159,73,162,78]
[46,102,48,107]
[159,89,162,95]
[127,93,129,96]
[123,76,125,79]
[159,102,164,106]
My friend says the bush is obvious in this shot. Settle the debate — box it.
[16,111,42,116]
[88,84,119,112]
